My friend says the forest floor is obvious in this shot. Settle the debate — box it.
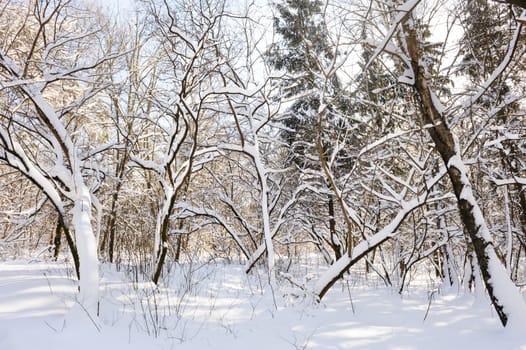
[0,259,525,349]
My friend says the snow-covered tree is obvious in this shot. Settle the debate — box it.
[266,0,363,263]
[364,0,526,328]
[456,0,526,281]
[0,0,121,315]
[312,3,526,329]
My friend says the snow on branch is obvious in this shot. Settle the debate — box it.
[490,177,526,186]
[364,0,421,71]
[0,127,66,215]
[459,16,524,113]
[314,194,425,299]
[173,202,251,259]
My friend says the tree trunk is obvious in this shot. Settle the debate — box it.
[72,186,99,315]
[173,217,188,263]
[152,200,173,285]
[60,216,80,281]
[404,24,526,328]
[52,217,62,260]
[328,194,342,261]
[53,215,81,281]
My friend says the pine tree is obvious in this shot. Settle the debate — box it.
[266,0,350,259]
[267,0,336,166]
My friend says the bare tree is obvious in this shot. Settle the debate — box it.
[137,0,257,284]
[306,3,526,330]
[354,0,526,327]
[0,0,121,315]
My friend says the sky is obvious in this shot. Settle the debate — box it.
[87,0,136,17]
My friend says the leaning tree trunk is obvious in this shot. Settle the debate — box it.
[53,214,81,280]
[403,24,526,328]
[327,194,342,261]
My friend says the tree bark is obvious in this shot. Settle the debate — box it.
[403,24,526,328]
[152,196,174,285]
[327,194,342,260]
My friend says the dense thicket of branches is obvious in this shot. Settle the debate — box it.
[0,0,525,327]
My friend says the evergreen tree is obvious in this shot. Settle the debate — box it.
[267,0,338,167]
[266,0,351,259]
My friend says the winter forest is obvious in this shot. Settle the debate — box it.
[0,0,526,348]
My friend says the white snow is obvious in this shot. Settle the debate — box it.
[72,185,99,317]
[1,47,102,321]
[447,143,526,330]
[398,73,415,85]
[0,128,65,216]
[429,88,445,115]
[314,194,424,296]
[491,177,526,186]
[1,260,525,350]
[365,0,421,70]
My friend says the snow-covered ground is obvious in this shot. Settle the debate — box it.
[0,260,525,350]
